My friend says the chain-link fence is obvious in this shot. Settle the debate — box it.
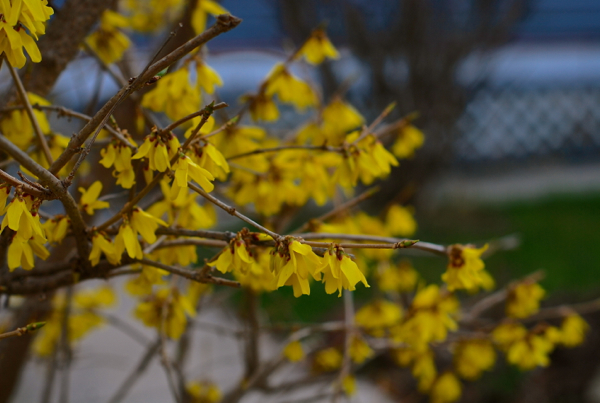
[454,84,600,163]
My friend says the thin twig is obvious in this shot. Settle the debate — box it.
[226,144,342,161]
[0,169,52,198]
[0,321,46,340]
[96,102,226,231]
[188,182,281,240]
[5,57,54,165]
[106,339,161,403]
[159,286,182,403]
[351,102,396,145]
[59,286,73,403]
[296,232,447,255]
[0,134,91,268]
[292,186,380,233]
[333,291,354,402]
[48,14,242,176]
[138,258,240,288]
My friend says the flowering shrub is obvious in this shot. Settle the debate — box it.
[0,1,592,402]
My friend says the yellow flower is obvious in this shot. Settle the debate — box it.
[394,285,458,348]
[171,154,215,200]
[194,141,230,181]
[85,10,131,65]
[0,0,53,68]
[74,286,117,309]
[312,347,343,372]
[130,206,167,244]
[270,239,322,297]
[148,180,216,230]
[30,133,70,173]
[89,231,121,266]
[0,184,10,212]
[385,205,417,237]
[7,232,49,271]
[507,332,555,370]
[132,131,180,172]
[506,281,545,318]
[33,287,115,356]
[233,248,277,293]
[319,99,364,145]
[492,322,528,349]
[142,68,200,121]
[350,133,399,186]
[115,220,143,260]
[125,264,168,296]
[1,194,45,241]
[355,299,403,334]
[393,124,425,159]
[334,134,398,188]
[196,60,223,94]
[134,288,195,339]
[100,139,137,189]
[442,244,492,292]
[123,0,184,33]
[453,339,496,380]
[247,93,279,122]
[228,158,306,216]
[1,93,51,151]
[349,336,374,364]
[283,340,305,362]
[430,372,462,403]
[191,0,228,34]
[342,375,356,396]
[265,63,318,111]
[78,181,110,215]
[492,322,556,370]
[151,239,198,267]
[209,231,254,274]
[377,260,418,293]
[316,245,369,297]
[186,380,222,403]
[298,28,339,65]
[395,346,437,391]
[559,314,589,347]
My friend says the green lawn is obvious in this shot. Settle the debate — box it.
[415,192,600,296]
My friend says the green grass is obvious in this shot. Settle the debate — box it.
[415,192,600,296]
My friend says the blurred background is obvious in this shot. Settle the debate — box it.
[8,0,600,402]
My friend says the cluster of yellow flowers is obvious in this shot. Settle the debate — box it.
[0,3,591,402]
[0,0,53,67]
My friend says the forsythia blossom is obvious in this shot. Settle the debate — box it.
[0,0,54,68]
[270,239,322,297]
[316,245,369,297]
[298,28,339,65]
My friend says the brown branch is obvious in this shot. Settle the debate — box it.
[96,102,226,231]
[296,232,447,255]
[0,322,46,340]
[138,258,240,288]
[300,240,419,250]
[189,182,281,240]
[351,101,396,145]
[0,134,90,267]
[155,238,228,249]
[48,14,242,176]
[226,144,342,161]
[0,104,137,150]
[292,186,380,233]
[0,169,52,199]
[156,227,237,241]
[106,339,161,403]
